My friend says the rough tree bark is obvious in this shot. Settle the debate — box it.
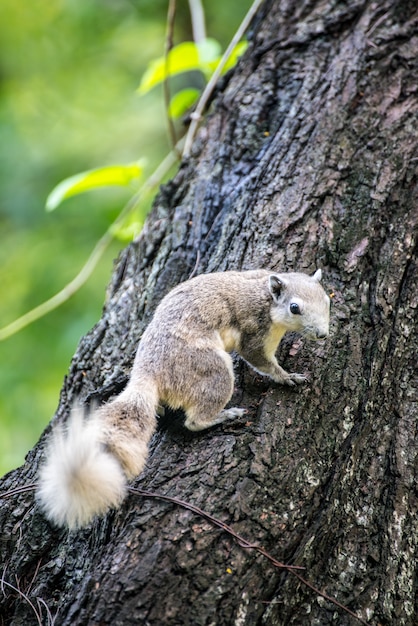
[1,0,417,624]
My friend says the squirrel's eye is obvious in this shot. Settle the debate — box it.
[290,302,301,315]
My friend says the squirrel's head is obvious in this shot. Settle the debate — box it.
[268,269,330,340]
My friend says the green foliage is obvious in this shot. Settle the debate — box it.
[138,38,248,119]
[138,39,220,93]
[168,88,201,119]
[43,32,247,227]
[46,162,144,211]
[0,0,166,476]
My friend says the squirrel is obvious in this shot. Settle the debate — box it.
[37,269,330,529]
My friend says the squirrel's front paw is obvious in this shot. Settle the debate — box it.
[289,372,308,385]
[279,372,308,386]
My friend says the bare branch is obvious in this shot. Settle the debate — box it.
[188,0,206,43]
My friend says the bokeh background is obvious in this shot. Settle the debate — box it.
[0,0,252,475]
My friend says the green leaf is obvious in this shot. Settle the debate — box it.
[111,219,143,242]
[110,208,147,242]
[138,42,199,94]
[222,40,248,73]
[138,38,247,95]
[138,38,222,94]
[207,40,248,75]
[46,162,144,211]
[168,88,200,119]
[197,38,222,63]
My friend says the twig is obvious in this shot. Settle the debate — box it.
[0,483,38,498]
[188,249,201,279]
[128,487,371,625]
[37,597,57,626]
[0,578,43,626]
[129,486,302,571]
[366,10,390,37]
[0,227,114,342]
[26,559,42,596]
[182,0,264,158]
[289,570,370,625]
[164,0,179,154]
[188,0,206,44]
[0,142,183,342]
[0,482,370,624]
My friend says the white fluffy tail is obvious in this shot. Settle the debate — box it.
[37,405,127,529]
[38,382,159,529]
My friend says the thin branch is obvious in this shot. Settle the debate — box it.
[0,143,183,342]
[129,486,303,571]
[182,0,264,158]
[188,248,200,279]
[128,487,371,626]
[26,559,42,596]
[37,597,57,626]
[289,570,370,625]
[0,578,43,626]
[0,228,113,342]
[188,0,206,43]
[0,483,38,498]
[1,481,370,624]
[163,0,179,153]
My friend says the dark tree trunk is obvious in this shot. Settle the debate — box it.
[1,0,417,624]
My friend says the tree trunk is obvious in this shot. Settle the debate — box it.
[1,0,417,624]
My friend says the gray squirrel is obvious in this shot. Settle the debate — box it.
[38,269,330,529]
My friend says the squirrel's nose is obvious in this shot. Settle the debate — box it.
[316,330,328,340]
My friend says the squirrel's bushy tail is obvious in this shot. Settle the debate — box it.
[37,382,158,529]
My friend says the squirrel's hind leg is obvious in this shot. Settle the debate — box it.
[165,347,244,431]
[184,405,246,431]
[182,350,245,431]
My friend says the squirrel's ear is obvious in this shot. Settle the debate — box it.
[269,275,286,302]
[312,269,322,282]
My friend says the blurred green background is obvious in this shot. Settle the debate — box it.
[0,0,252,476]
